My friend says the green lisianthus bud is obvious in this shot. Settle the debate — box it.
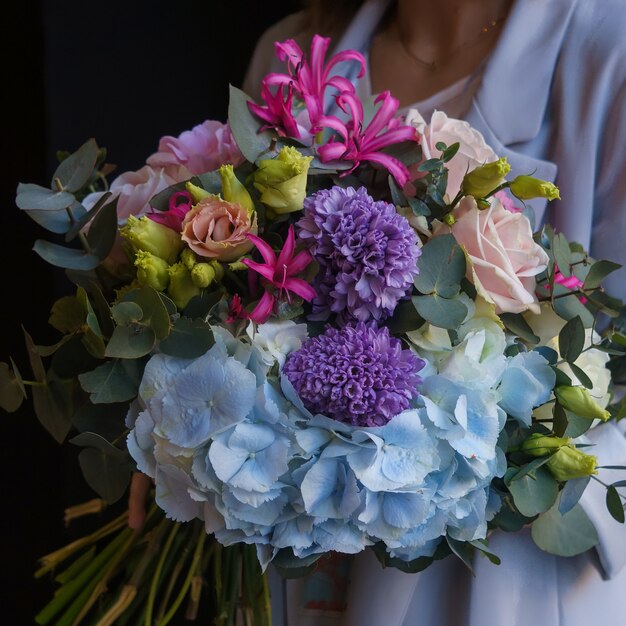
[555,385,611,421]
[191,263,216,288]
[218,164,255,215]
[510,175,560,201]
[180,247,198,271]
[461,157,511,198]
[228,260,249,271]
[520,433,571,457]
[134,250,170,292]
[185,181,211,204]
[546,445,598,482]
[167,262,201,310]
[253,146,313,215]
[209,259,224,281]
[119,215,184,264]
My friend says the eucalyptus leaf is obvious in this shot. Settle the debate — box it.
[158,318,215,358]
[500,312,540,345]
[16,183,75,211]
[33,239,101,271]
[559,476,591,515]
[52,138,99,193]
[0,362,25,412]
[606,485,625,523]
[65,193,111,242]
[27,204,87,235]
[194,171,223,195]
[105,325,157,359]
[78,359,145,404]
[507,466,559,517]
[383,299,423,334]
[412,293,468,329]
[446,536,474,574]
[271,549,322,579]
[558,315,585,363]
[509,455,552,482]
[531,500,599,557]
[50,336,102,379]
[552,292,595,327]
[414,234,466,297]
[563,409,593,438]
[85,196,118,260]
[75,446,132,504]
[72,402,129,441]
[48,295,86,334]
[468,539,501,565]
[32,377,77,444]
[370,541,437,574]
[111,301,143,326]
[568,362,594,389]
[552,232,572,277]
[583,260,622,290]
[587,291,623,318]
[120,286,171,341]
[228,85,275,163]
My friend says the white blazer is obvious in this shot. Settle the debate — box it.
[244,1,626,624]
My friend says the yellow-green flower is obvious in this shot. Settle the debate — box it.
[510,175,560,201]
[520,433,571,457]
[185,181,212,204]
[167,262,201,310]
[555,385,611,421]
[134,250,170,292]
[546,445,598,481]
[120,215,183,264]
[253,146,313,216]
[191,263,217,289]
[219,164,255,215]
[461,157,511,199]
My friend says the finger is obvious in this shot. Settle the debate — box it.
[128,471,152,529]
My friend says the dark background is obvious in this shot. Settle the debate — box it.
[1,1,299,622]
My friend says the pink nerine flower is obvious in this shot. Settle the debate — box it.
[249,35,365,137]
[147,120,243,175]
[317,91,418,186]
[442,196,549,314]
[242,225,316,324]
[148,190,193,232]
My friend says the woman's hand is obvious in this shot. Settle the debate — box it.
[128,471,153,529]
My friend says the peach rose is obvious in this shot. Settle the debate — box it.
[405,109,498,199]
[181,197,257,262]
[446,196,549,314]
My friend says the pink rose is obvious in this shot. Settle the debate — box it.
[181,197,257,262]
[147,120,243,175]
[444,196,549,314]
[405,109,498,199]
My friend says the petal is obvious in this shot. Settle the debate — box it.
[247,232,277,266]
[284,277,317,302]
[242,258,275,282]
[249,290,275,324]
[363,91,399,139]
[276,225,296,269]
[286,249,313,276]
[318,141,349,162]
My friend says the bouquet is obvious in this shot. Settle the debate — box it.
[4,33,626,625]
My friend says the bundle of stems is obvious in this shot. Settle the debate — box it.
[34,494,272,626]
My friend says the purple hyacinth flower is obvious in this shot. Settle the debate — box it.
[298,185,421,323]
[282,322,424,427]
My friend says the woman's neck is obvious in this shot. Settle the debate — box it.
[370,0,513,107]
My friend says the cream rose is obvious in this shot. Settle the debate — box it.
[181,197,256,262]
[405,109,498,199]
[446,196,549,314]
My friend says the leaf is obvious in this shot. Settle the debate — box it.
[468,539,501,565]
[0,362,26,412]
[446,536,475,575]
[384,299,424,334]
[120,286,171,341]
[559,476,590,515]
[531,501,599,557]
[85,196,118,260]
[72,402,129,441]
[52,138,99,193]
[158,318,215,359]
[370,541,438,574]
[552,292,595,327]
[414,234,466,297]
[606,485,625,523]
[48,295,86,333]
[111,301,143,326]
[509,455,552,482]
[567,362,594,389]
[78,359,145,404]
[228,85,274,163]
[563,409,593,438]
[412,293,468,329]
[271,549,322,579]
[499,312,540,344]
[583,260,622,290]
[70,432,133,503]
[65,193,112,242]
[16,182,75,211]
[507,466,559,517]
[586,291,623,318]
[552,232,572,277]
[33,239,100,271]
[558,315,585,363]
[26,204,87,235]
[105,326,157,359]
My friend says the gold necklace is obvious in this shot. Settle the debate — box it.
[396,13,508,72]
